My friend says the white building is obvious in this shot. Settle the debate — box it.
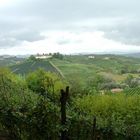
[88,56,95,59]
[35,53,52,59]
[104,57,110,60]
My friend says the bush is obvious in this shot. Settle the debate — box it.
[0,68,60,140]
[26,69,65,101]
[74,94,140,138]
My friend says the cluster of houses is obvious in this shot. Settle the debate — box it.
[35,53,52,59]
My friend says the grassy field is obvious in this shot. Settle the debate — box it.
[51,55,140,84]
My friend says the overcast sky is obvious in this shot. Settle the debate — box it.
[0,0,140,55]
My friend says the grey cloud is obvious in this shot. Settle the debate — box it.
[57,39,82,45]
[0,17,45,48]
[0,25,45,48]
[0,0,140,48]
[100,19,140,46]
[0,37,18,47]
[11,30,45,42]
[57,40,72,45]
[9,0,140,20]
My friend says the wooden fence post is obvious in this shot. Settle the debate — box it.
[60,86,69,140]
[92,116,96,140]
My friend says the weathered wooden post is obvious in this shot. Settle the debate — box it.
[92,116,96,140]
[60,86,69,140]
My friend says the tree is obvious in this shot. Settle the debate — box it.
[26,69,65,100]
[125,75,134,88]
[53,52,63,60]
[28,55,36,61]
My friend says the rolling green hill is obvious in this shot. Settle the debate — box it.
[10,59,60,75]
[3,54,140,86]
[51,55,140,87]
[0,56,24,67]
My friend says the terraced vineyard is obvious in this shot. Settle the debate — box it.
[10,60,59,75]
[124,87,140,95]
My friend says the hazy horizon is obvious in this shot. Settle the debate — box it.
[1,0,140,55]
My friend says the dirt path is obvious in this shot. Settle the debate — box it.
[49,61,65,78]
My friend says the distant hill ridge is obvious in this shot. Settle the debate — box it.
[123,53,140,58]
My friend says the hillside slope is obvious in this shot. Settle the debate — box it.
[51,55,140,84]
[0,56,24,67]
[10,59,60,75]
[123,53,140,58]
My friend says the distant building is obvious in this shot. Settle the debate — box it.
[88,56,95,59]
[104,57,110,60]
[35,53,52,59]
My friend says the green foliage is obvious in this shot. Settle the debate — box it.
[53,52,63,60]
[0,68,60,140]
[2,54,140,139]
[24,98,60,140]
[0,97,59,140]
[26,69,65,100]
[28,55,36,61]
[74,94,140,138]
[124,75,140,88]
[0,68,25,103]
